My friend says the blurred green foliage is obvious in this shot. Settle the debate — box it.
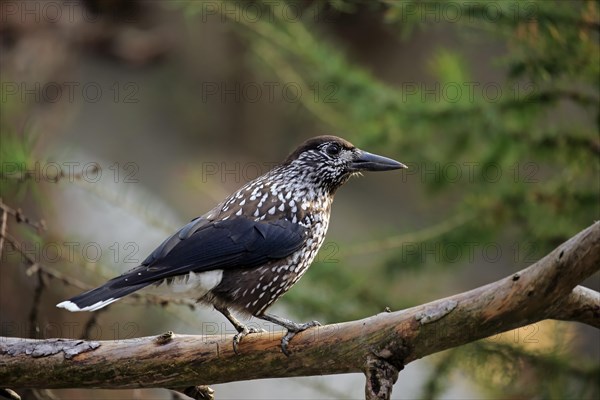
[182,0,599,398]
[185,0,599,302]
[183,0,598,270]
[0,123,39,201]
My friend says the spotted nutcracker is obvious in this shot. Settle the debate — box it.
[57,135,406,355]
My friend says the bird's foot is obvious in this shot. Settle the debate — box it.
[281,320,321,357]
[259,313,322,356]
[214,306,266,355]
[232,325,266,355]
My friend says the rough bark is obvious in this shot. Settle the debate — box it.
[1,222,598,397]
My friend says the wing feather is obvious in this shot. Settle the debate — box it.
[112,217,306,288]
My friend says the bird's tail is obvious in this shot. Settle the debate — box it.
[56,281,150,312]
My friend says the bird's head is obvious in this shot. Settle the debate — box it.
[281,135,406,193]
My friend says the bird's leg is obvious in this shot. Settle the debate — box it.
[214,306,264,355]
[260,313,321,356]
[215,305,246,333]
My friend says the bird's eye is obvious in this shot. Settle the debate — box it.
[326,144,341,156]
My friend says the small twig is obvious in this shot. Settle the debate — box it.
[80,308,109,340]
[1,232,88,290]
[0,200,46,233]
[0,203,7,259]
[0,164,99,185]
[28,271,46,339]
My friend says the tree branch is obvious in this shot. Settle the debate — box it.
[1,222,598,396]
[549,285,600,328]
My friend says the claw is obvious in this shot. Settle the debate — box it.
[280,320,321,356]
[215,306,266,355]
[258,313,322,356]
[232,326,266,355]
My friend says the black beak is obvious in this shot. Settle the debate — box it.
[350,150,407,172]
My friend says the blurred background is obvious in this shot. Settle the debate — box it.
[1,1,598,399]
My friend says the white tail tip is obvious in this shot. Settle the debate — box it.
[56,298,117,312]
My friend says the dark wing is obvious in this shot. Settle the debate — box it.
[110,217,307,288]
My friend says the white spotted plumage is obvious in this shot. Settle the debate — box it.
[56,135,404,344]
[199,141,348,316]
